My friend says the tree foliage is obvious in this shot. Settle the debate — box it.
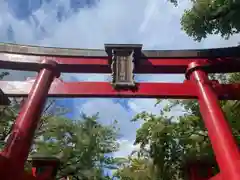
[116,73,240,179]
[170,0,240,41]
[33,113,120,179]
[0,100,120,179]
[114,157,156,180]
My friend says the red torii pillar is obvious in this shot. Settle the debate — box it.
[186,62,240,180]
[0,59,60,180]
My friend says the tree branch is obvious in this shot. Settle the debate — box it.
[207,3,240,21]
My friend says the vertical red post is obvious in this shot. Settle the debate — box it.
[1,59,60,175]
[186,62,240,180]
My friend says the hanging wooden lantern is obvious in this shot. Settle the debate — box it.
[105,44,142,89]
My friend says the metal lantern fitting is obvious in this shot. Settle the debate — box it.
[105,44,142,89]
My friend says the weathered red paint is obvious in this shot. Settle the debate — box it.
[0,59,59,179]
[0,80,197,98]
[187,62,240,180]
[0,79,240,100]
[0,53,239,74]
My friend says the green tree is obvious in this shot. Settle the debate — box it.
[116,73,240,179]
[0,98,68,149]
[0,99,120,179]
[114,156,157,180]
[170,0,240,41]
[144,0,240,41]
[33,113,120,179]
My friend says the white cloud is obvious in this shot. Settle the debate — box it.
[79,98,141,140]
[128,99,161,115]
[0,0,239,158]
[1,0,238,49]
[113,139,140,157]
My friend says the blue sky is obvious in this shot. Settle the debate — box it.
[0,0,239,158]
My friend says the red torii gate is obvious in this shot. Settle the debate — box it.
[0,43,240,180]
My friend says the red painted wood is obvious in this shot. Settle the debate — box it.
[0,53,239,73]
[208,173,222,180]
[1,60,58,179]
[189,66,240,180]
[0,79,196,98]
[0,79,240,100]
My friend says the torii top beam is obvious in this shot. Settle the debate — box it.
[0,43,240,74]
[0,43,240,99]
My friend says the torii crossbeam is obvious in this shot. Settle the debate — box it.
[0,43,240,180]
